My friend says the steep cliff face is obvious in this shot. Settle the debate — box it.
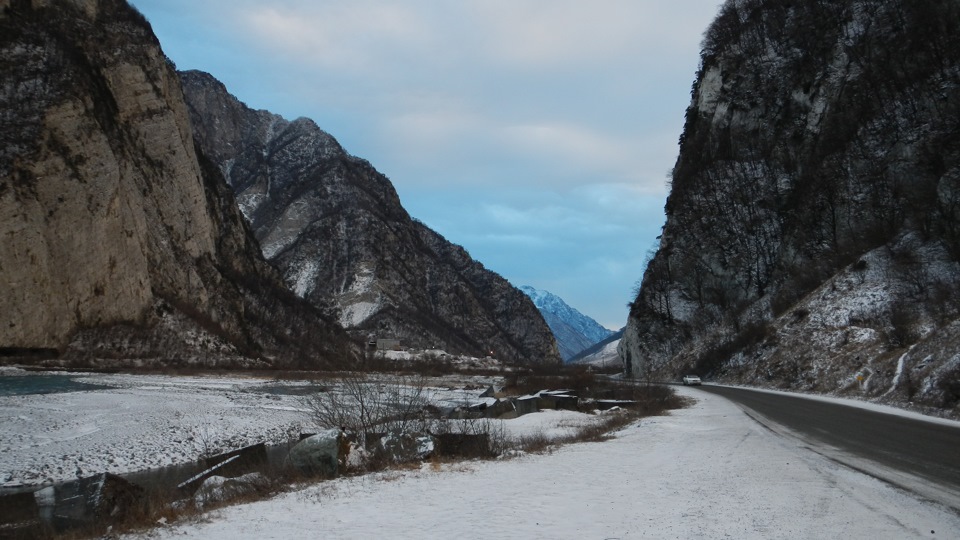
[180,71,560,365]
[0,0,358,368]
[621,0,960,414]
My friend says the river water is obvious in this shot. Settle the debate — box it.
[0,373,111,397]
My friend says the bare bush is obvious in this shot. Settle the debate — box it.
[514,429,553,454]
[302,373,431,446]
[886,300,919,348]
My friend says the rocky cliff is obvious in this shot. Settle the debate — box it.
[621,0,960,415]
[180,71,560,365]
[0,0,358,368]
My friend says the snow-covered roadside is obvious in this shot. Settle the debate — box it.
[127,386,960,539]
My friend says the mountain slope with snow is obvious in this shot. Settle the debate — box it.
[181,71,560,365]
[570,329,623,368]
[520,286,613,361]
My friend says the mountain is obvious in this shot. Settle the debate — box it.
[620,0,960,414]
[569,328,624,369]
[519,286,613,361]
[0,0,358,369]
[179,71,561,365]
[569,328,623,365]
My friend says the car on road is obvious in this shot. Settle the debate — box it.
[682,375,702,386]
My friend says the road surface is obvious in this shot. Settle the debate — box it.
[693,383,960,510]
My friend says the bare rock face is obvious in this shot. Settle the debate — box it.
[180,71,560,365]
[621,0,960,415]
[0,0,358,368]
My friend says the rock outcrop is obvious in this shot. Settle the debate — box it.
[621,0,960,415]
[0,0,358,368]
[180,71,560,365]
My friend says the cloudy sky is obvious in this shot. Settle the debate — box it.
[130,0,722,329]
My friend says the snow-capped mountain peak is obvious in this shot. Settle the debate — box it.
[520,285,613,361]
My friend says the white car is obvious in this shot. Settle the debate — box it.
[682,375,702,386]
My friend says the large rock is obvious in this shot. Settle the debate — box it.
[375,431,436,464]
[285,429,345,477]
[193,473,268,508]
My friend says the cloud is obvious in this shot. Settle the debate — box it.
[464,0,711,69]
[503,123,629,168]
[207,0,718,197]
[234,3,432,72]
[402,180,667,328]
[231,1,700,72]
[500,122,668,190]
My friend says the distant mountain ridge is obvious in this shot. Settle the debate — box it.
[180,71,560,365]
[570,335,623,370]
[570,328,624,365]
[519,286,613,361]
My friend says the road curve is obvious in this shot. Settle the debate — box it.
[692,384,960,509]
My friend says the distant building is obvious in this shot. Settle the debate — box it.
[376,339,402,351]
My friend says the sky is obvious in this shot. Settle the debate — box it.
[129,0,723,330]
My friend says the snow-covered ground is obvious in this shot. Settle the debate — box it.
[0,369,517,487]
[4,370,959,538]
[127,386,960,539]
[0,371,311,486]
[0,370,491,486]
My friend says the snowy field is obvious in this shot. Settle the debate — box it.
[0,369,502,487]
[1,371,303,486]
[123,386,960,540]
[3,370,959,538]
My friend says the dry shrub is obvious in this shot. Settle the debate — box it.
[302,373,431,446]
[515,429,553,454]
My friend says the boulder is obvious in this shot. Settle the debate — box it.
[376,431,436,463]
[285,429,343,477]
[194,473,268,508]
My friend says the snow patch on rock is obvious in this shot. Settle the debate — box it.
[337,264,383,327]
[290,259,320,298]
[261,197,314,259]
[236,191,265,222]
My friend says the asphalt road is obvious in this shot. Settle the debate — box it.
[691,384,960,508]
